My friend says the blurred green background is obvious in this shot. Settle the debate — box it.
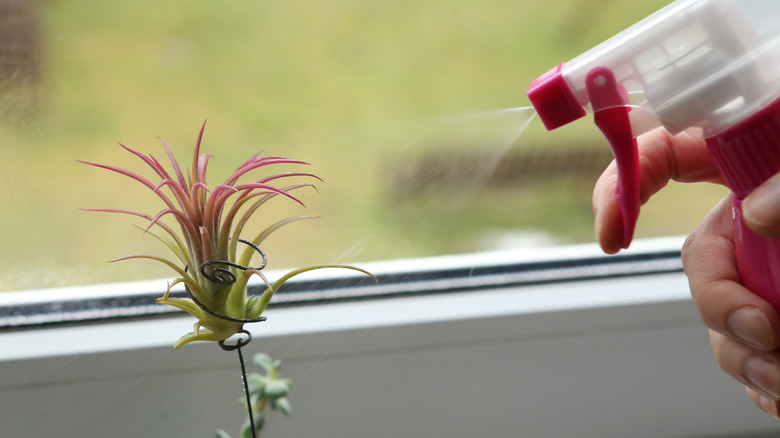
[0,0,727,291]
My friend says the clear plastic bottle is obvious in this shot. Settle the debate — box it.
[528,0,780,307]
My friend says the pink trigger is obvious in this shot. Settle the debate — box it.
[585,67,640,249]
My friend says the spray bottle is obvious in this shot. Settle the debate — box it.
[527,0,780,308]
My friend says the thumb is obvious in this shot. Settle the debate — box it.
[743,173,780,237]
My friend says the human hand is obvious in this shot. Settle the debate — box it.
[592,127,780,419]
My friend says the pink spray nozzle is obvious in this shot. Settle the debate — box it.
[527,63,586,131]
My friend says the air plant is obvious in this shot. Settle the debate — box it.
[81,122,374,348]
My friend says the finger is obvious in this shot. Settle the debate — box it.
[593,160,624,254]
[710,330,780,400]
[744,172,780,237]
[593,128,724,253]
[746,387,780,421]
[684,196,780,351]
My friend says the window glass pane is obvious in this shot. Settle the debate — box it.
[0,0,727,291]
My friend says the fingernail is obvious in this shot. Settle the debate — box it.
[758,395,780,421]
[744,176,780,228]
[745,356,780,399]
[728,307,774,349]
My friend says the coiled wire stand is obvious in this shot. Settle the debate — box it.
[219,330,257,437]
[184,239,269,438]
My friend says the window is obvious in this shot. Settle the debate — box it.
[0,0,725,292]
[1,1,760,437]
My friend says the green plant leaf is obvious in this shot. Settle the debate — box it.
[253,353,274,373]
[273,397,292,416]
[238,215,318,268]
[264,379,290,398]
[247,264,377,319]
[215,430,232,438]
[240,412,265,438]
[246,374,264,398]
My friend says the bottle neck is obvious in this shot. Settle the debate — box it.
[706,96,780,199]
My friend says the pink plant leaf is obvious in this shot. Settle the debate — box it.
[202,184,240,237]
[190,120,207,186]
[231,182,305,205]
[146,208,198,244]
[198,225,214,275]
[255,172,323,185]
[217,190,274,258]
[154,179,198,221]
[204,182,298,237]
[112,254,209,304]
[148,154,174,181]
[206,182,305,243]
[117,142,173,183]
[237,215,318,268]
[234,154,286,173]
[196,153,212,186]
[79,207,190,260]
[79,160,157,190]
[110,254,190,279]
[148,153,192,212]
[129,224,190,267]
[79,160,178,211]
[159,137,189,194]
[225,158,311,186]
[192,182,210,194]
[225,184,318,255]
[153,179,190,205]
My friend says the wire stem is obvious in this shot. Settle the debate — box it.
[237,344,256,438]
[219,331,256,438]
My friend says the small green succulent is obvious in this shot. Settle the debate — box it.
[82,122,373,348]
[216,353,292,438]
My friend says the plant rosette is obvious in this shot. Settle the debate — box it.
[81,122,375,348]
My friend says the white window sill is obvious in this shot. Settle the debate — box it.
[1,237,777,437]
